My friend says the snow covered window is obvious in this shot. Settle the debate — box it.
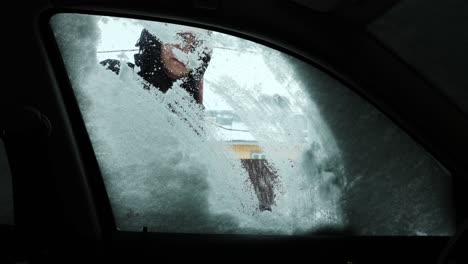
[50,13,454,236]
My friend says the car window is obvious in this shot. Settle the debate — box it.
[0,138,14,225]
[50,13,455,236]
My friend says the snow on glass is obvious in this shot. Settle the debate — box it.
[50,13,345,235]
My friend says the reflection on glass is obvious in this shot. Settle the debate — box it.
[0,138,14,225]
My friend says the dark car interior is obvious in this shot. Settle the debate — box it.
[1,0,467,262]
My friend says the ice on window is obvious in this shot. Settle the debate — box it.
[50,13,454,236]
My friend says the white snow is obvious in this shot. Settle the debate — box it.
[50,13,345,235]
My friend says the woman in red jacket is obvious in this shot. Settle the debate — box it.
[101,26,212,105]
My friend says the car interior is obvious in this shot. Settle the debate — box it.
[1,0,467,263]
